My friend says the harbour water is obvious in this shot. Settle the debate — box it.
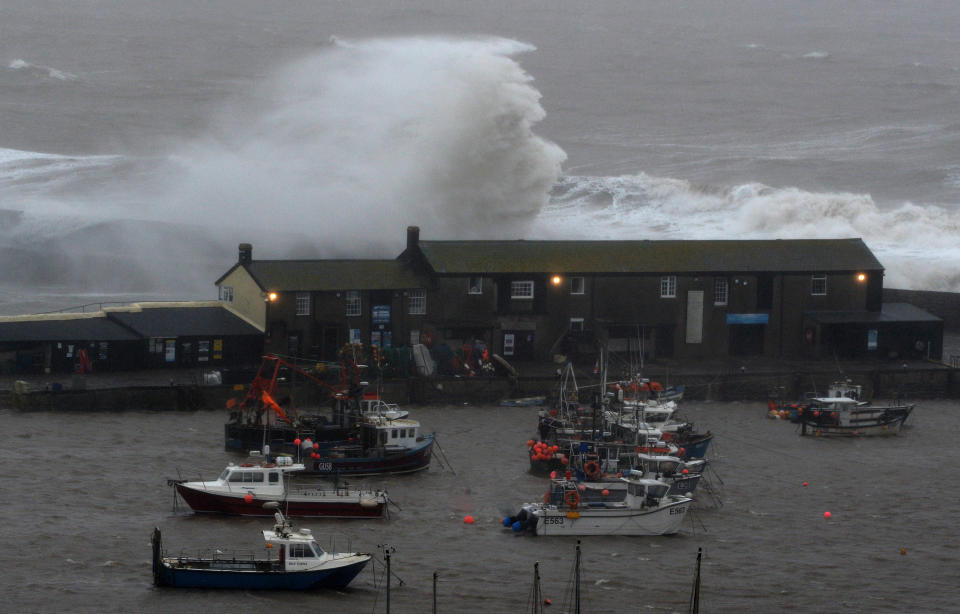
[1,399,957,612]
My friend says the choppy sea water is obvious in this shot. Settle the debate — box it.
[2,1,960,313]
[0,399,957,613]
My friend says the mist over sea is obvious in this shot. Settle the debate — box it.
[2,0,960,313]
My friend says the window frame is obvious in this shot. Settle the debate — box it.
[713,278,729,306]
[811,274,827,296]
[511,280,535,300]
[219,285,234,302]
[345,290,362,316]
[468,276,483,295]
[660,276,677,298]
[408,289,426,315]
[570,276,585,295]
[570,317,585,333]
[295,292,311,316]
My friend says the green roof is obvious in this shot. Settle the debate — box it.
[417,238,884,274]
[245,260,427,291]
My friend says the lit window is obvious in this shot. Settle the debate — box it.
[811,275,827,296]
[571,277,585,295]
[219,286,233,302]
[408,289,426,315]
[295,292,311,316]
[468,276,483,294]
[570,317,584,332]
[511,280,534,299]
[345,291,361,316]
[714,278,728,306]
[660,276,676,298]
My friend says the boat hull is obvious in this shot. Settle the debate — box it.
[154,556,369,590]
[800,405,913,437]
[302,436,434,476]
[175,483,386,518]
[526,498,690,536]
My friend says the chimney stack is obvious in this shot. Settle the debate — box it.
[406,226,420,251]
[238,243,252,265]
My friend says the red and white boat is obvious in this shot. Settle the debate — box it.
[174,456,389,518]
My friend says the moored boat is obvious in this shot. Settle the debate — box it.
[799,395,913,436]
[173,456,389,518]
[151,511,371,590]
[505,475,691,536]
[224,353,434,476]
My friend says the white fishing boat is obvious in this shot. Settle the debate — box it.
[799,394,913,437]
[173,455,389,518]
[506,475,691,536]
[151,510,371,590]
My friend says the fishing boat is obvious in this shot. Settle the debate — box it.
[505,474,691,536]
[799,394,913,436]
[172,455,389,518]
[223,353,434,476]
[151,511,371,590]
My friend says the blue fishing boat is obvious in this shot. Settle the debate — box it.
[151,511,371,590]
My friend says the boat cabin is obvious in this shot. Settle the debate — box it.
[633,454,685,478]
[216,456,303,494]
[359,417,421,450]
[623,477,672,505]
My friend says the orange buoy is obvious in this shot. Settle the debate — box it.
[803,482,808,487]
[463,515,475,524]
[823,511,832,519]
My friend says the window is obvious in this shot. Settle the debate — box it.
[408,289,426,315]
[289,543,315,558]
[660,276,676,298]
[345,290,361,316]
[571,277,585,295]
[269,472,279,484]
[295,292,310,316]
[218,285,233,302]
[570,317,584,332]
[468,276,483,294]
[713,278,728,306]
[511,280,534,299]
[811,275,827,296]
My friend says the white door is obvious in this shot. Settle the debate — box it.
[686,291,703,344]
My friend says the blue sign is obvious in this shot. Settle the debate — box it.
[726,313,769,325]
[372,304,391,324]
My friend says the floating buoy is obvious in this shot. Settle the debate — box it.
[803,482,808,487]
[294,438,301,446]
[244,493,253,503]
[463,515,475,524]
[502,517,512,527]
[823,511,832,519]
[550,471,557,479]
[545,598,552,605]
[900,547,906,555]
[313,442,319,450]
[512,521,523,532]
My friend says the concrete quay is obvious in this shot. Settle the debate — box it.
[2,351,958,412]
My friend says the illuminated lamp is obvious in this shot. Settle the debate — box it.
[551,275,562,286]
[857,273,866,282]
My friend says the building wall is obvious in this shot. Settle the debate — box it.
[217,268,266,329]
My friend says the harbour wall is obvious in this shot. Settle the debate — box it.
[4,362,958,410]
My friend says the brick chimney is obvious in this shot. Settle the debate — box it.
[238,243,252,265]
[406,226,420,251]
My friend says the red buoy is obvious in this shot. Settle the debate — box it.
[824,511,832,519]
[463,515,475,524]
[294,438,302,446]
[244,493,253,503]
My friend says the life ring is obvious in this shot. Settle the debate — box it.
[584,461,600,478]
[564,490,580,508]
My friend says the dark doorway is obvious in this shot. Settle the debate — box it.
[729,324,765,356]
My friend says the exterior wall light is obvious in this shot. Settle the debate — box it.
[551,275,562,286]
[267,291,278,302]
[857,273,866,282]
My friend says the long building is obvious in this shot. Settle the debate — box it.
[215,227,943,365]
